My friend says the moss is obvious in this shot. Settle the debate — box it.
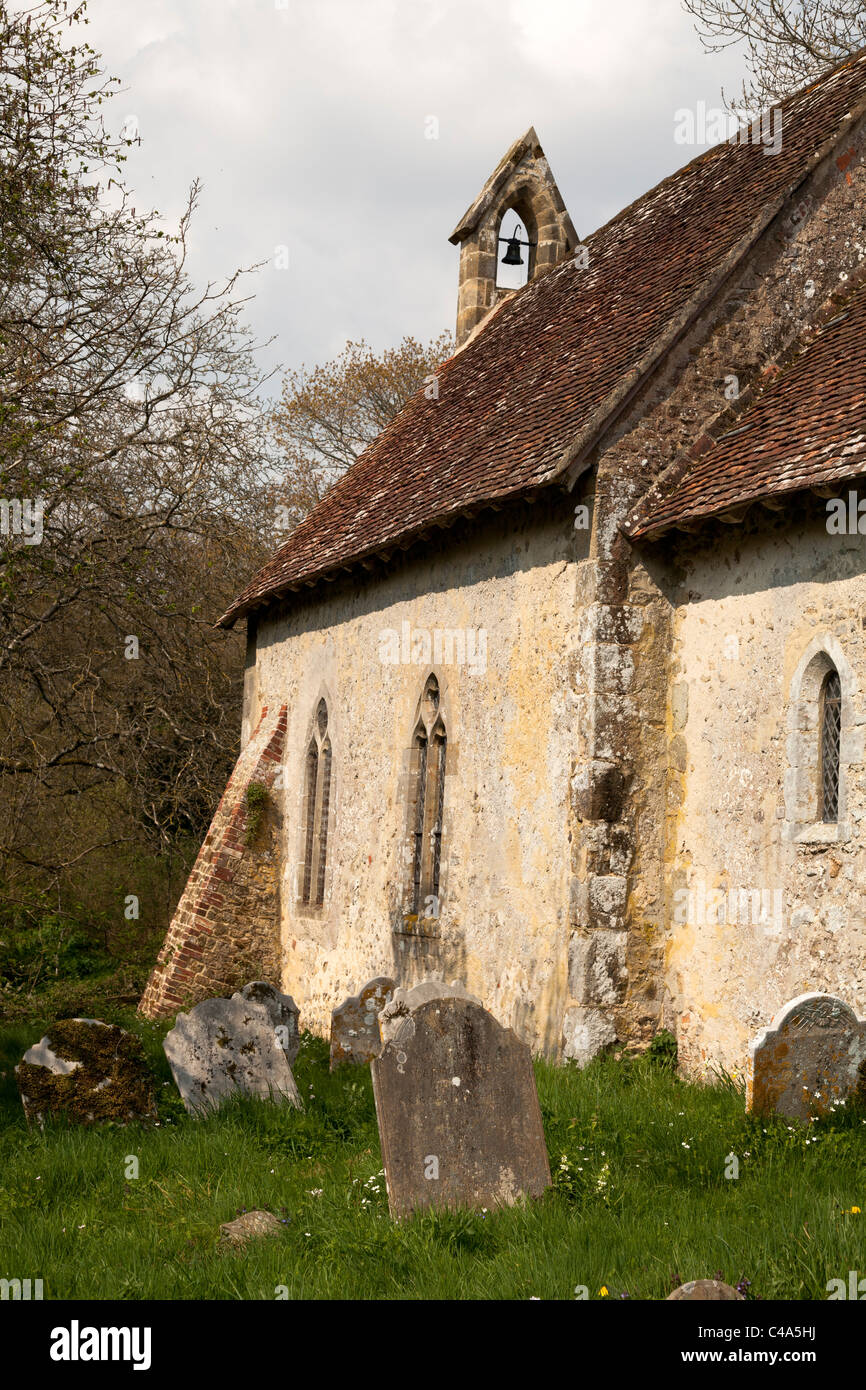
[17,1020,156,1126]
[243,782,268,847]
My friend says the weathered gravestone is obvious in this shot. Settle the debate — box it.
[667,1280,744,1301]
[219,1209,285,1248]
[163,995,301,1114]
[16,1018,156,1126]
[236,981,300,1065]
[371,982,551,1218]
[330,976,395,1069]
[747,991,866,1120]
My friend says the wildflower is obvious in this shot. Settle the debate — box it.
[600,1286,609,1297]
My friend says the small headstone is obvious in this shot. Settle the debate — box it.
[16,1018,156,1126]
[371,982,551,1218]
[163,995,301,1114]
[236,981,300,1064]
[330,976,395,1069]
[667,1280,744,1301]
[219,1209,284,1248]
[747,991,866,1120]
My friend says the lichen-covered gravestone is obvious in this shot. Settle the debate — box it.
[163,995,301,1114]
[16,1018,156,1126]
[371,982,551,1218]
[667,1280,744,1301]
[747,992,866,1120]
[236,981,300,1065]
[330,976,395,1069]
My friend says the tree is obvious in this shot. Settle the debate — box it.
[0,0,275,899]
[270,332,453,531]
[684,0,866,112]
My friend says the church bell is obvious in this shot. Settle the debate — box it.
[501,233,524,266]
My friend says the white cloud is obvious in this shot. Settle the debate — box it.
[83,0,749,383]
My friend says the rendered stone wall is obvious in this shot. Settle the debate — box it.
[661,509,866,1077]
[244,496,587,1056]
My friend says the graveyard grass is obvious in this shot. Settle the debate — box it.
[0,1016,863,1301]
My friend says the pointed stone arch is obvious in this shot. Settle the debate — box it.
[449,126,577,345]
[784,635,858,842]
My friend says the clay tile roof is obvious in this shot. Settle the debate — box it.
[624,275,866,539]
[220,51,866,627]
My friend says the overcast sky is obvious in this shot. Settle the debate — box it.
[84,0,749,388]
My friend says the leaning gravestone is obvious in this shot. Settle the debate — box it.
[747,992,866,1120]
[235,981,300,1065]
[16,1018,156,1126]
[164,995,301,1114]
[371,982,551,1218]
[330,976,395,1069]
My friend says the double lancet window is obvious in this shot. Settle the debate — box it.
[300,698,332,907]
[408,674,447,916]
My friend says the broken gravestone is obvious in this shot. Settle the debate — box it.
[371,982,551,1218]
[163,995,301,1114]
[235,981,300,1065]
[667,1280,744,1301]
[747,991,866,1120]
[219,1209,285,1248]
[330,976,395,1069]
[16,1019,156,1126]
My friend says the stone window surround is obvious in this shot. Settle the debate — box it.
[396,670,450,937]
[293,690,337,917]
[784,635,859,846]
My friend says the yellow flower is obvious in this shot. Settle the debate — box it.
[600,1286,609,1297]
[843,1205,861,1214]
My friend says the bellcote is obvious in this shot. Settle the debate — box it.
[448,126,578,346]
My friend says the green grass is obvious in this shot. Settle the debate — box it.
[0,1015,863,1300]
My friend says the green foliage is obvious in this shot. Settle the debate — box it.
[647,1028,679,1071]
[0,910,105,993]
[243,782,269,847]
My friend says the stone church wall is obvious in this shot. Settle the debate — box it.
[660,509,866,1077]
[245,494,588,1055]
[564,103,866,1071]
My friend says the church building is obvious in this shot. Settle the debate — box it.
[141,53,866,1078]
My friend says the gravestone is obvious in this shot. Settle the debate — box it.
[747,991,866,1120]
[371,983,551,1218]
[16,1018,156,1126]
[236,981,300,1064]
[164,995,301,1114]
[330,976,395,1069]
[668,1280,744,1301]
[219,1209,285,1247]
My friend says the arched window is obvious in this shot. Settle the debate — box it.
[300,698,332,908]
[819,668,841,823]
[784,638,853,843]
[408,674,447,916]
